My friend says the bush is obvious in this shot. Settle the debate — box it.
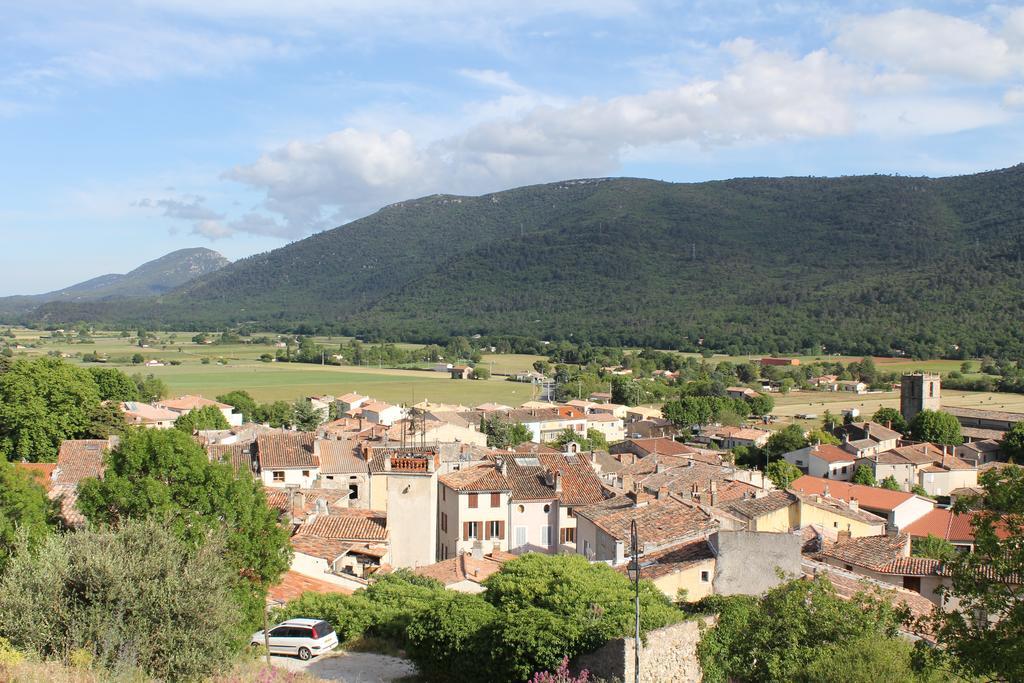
[0,519,240,681]
[406,592,499,683]
[272,592,375,646]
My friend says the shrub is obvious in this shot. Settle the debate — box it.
[406,592,498,683]
[272,592,375,646]
[0,519,240,681]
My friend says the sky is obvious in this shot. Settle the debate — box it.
[1,1,1023,295]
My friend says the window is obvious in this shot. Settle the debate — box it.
[560,527,575,544]
[541,525,553,547]
[467,521,479,539]
[468,493,478,508]
[583,539,591,557]
[515,526,528,547]
[543,504,551,513]
[517,504,525,513]
[700,570,710,582]
[841,466,848,474]
[441,512,447,533]
[269,626,289,637]
[326,475,334,480]
[488,520,501,539]
[490,492,500,507]
[272,471,284,482]
[302,470,310,478]
[442,486,446,501]
[348,484,359,500]
[567,507,575,518]
[903,576,921,593]
[844,564,853,571]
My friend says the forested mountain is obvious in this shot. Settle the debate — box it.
[20,166,1024,357]
[0,248,229,313]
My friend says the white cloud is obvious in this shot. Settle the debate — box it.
[835,9,1024,81]
[1005,87,1024,109]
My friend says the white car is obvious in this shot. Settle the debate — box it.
[251,618,339,660]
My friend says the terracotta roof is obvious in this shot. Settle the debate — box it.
[366,446,439,474]
[945,406,1024,422]
[413,553,509,586]
[511,442,562,455]
[615,538,714,579]
[793,491,888,526]
[876,443,974,470]
[361,400,397,413]
[502,452,606,505]
[120,401,178,424]
[716,490,795,520]
[55,439,110,486]
[264,488,353,521]
[960,427,1006,440]
[158,395,232,412]
[338,393,367,404]
[296,511,388,541]
[290,535,354,562]
[819,533,921,574]
[267,570,353,605]
[14,462,56,491]
[577,495,717,545]
[902,508,1009,543]
[847,421,902,443]
[49,485,85,528]
[621,438,697,457]
[317,439,368,474]
[256,432,318,469]
[440,464,510,492]
[208,443,254,475]
[791,475,922,513]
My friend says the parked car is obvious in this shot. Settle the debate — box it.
[250,618,338,660]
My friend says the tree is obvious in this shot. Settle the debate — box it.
[663,397,713,429]
[908,410,963,446]
[585,428,608,451]
[879,475,901,491]
[76,429,291,626]
[697,577,909,683]
[131,352,144,364]
[87,367,140,402]
[406,592,499,683]
[132,373,168,402]
[0,460,53,573]
[766,460,802,489]
[852,463,876,486]
[926,466,1024,681]
[800,634,929,683]
[805,429,841,446]
[0,357,103,462]
[292,399,322,431]
[174,405,230,433]
[911,534,956,561]
[0,519,239,680]
[871,407,908,434]
[1000,421,1024,463]
[764,424,807,460]
[747,394,775,417]
[471,366,491,380]
[259,400,294,428]
[216,390,259,422]
[822,410,839,432]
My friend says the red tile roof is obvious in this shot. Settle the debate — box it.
[316,439,368,474]
[14,462,56,491]
[903,508,1008,543]
[615,537,714,580]
[296,511,388,542]
[623,438,696,457]
[158,395,232,412]
[413,553,509,586]
[502,452,606,505]
[440,464,511,492]
[256,432,318,469]
[804,444,855,464]
[791,475,920,513]
[55,439,110,486]
[267,570,353,604]
[577,495,717,545]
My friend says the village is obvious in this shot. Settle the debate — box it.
[20,359,1020,657]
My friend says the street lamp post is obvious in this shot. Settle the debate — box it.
[626,519,641,683]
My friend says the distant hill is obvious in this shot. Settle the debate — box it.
[0,248,229,314]
[18,166,1024,357]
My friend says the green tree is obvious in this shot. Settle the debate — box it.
[925,466,1024,682]
[697,577,908,683]
[805,429,841,446]
[908,410,963,446]
[586,428,608,450]
[0,519,239,681]
[747,394,775,417]
[663,396,713,429]
[292,398,322,431]
[0,357,102,462]
[871,407,908,434]
[76,429,291,626]
[764,424,807,460]
[132,373,168,402]
[800,634,933,683]
[911,534,956,561]
[216,390,259,422]
[766,459,802,489]
[174,404,231,433]
[259,400,294,428]
[131,352,144,364]
[0,460,53,573]
[471,365,490,380]
[87,367,140,402]
[406,592,498,683]
[1000,421,1024,463]
[852,463,876,486]
[879,475,901,491]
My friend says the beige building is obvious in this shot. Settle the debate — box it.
[120,401,178,429]
[585,412,626,443]
[437,463,512,559]
[863,443,977,496]
[255,432,320,488]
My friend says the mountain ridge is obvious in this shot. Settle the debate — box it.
[14,166,1024,357]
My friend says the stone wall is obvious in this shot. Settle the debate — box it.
[572,616,716,683]
[710,530,802,596]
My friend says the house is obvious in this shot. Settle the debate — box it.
[839,421,901,458]
[364,446,441,568]
[144,359,163,367]
[503,450,607,553]
[584,412,625,442]
[625,406,663,423]
[316,438,370,507]
[760,357,800,366]
[615,536,717,602]
[588,392,613,403]
[790,475,934,530]
[835,380,868,394]
[610,437,709,461]
[725,387,761,400]
[359,400,405,426]
[791,491,888,538]
[120,401,178,429]
[783,443,856,480]
[290,510,390,590]
[865,443,978,496]
[307,396,335,423]
[903,508,1003,553]
[47,438,116,528]
[437,463,512,560]
[699,426,770,449]
[433,363,453,373]
[413,549,515,593]
[13,462,57,491]
[955,439,1003,466]
[713,490,797,532]
[811,374,838,387]
[626,418,679,440]
[450,365,472,380]
[157,395,242,427]
[385,417,488,449]
[255,432,320,488]
[494,406,587,444]
[512,370,549,384]
[337,393,369,415]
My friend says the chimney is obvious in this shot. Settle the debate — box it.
[294,491,306,516]
[849,497,859,512]
[823,484,830,498]
[655,463,667,474]
[497,456,508,476]
[657,486,670,500]
[710,480,718,507]
[554,470,563,493]
[621,474,634,492]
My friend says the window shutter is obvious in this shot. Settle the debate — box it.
[498,521,505,540]
[560,528,566,544]
[490,492,500,507]
[463,522,470,541]
[469,493,478,508]
[484,522,491,540]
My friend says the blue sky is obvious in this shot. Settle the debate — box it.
[1,1,1023,295]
